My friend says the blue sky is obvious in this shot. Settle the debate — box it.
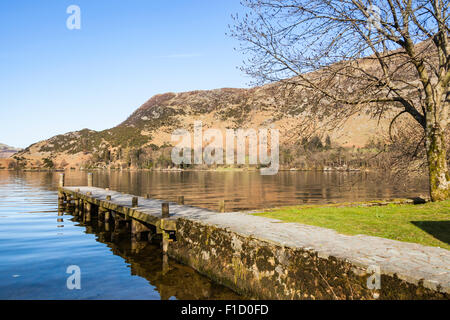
[0,0,250,148]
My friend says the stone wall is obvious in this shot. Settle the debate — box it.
[168,218,449,300]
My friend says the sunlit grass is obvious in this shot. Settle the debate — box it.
[254,200,450,249]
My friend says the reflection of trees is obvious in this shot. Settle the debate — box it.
[4,170,429,211]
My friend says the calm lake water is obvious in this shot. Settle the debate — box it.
[0,170,428,299]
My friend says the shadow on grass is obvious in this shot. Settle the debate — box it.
[411,221,450,246]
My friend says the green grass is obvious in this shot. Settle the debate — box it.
[254,200,450,250]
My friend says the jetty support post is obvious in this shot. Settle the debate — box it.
[132,197,138,208]
[83,192,92,223]
[219,199,225,213]
[98,207,108,226]
[57,204,64,216]
[113,212,130,231]
[177,196,184,205]
[85,203,92,222]
[73,189,81,215]
[98,195,110,222]
[131,219,151,242]
[103,195,111,224]
[114,213,121,230]
[111,213,131,242]
[73,189,80,215]
[87,173,93,187]
[58,173,66,202]
[59,173,65,187]
[73,200,80,217]
[162,203,170,218]
[104,210,112,232]
[161,203,170,255]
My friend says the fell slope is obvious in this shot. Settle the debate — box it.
[16,82,390,169]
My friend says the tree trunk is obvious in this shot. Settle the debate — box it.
[425,123,450,201]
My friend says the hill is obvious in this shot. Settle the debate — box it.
[13,81,393,171]
[0,144,21,158]
[16,46,423,172]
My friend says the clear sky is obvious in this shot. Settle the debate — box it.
[0,0,250,148]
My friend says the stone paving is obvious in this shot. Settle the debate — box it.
[64,187,450,294]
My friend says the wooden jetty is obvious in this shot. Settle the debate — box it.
[57,173,221,255]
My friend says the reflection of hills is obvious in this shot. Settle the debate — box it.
[84,170,428,211]
[75,216,243,300]
[2,170,428,211]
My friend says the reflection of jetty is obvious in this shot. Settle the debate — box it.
[58,173,218,257]
[57,173,449,300]
[59,185,178,255]
[61,206,241,300]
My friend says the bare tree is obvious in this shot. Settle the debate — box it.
[231,0,449,201]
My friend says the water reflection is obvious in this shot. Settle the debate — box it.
[67,207,241,300]
[0,172,242,300]
[4,170,429,211]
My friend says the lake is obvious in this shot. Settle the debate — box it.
[0,170,428,299]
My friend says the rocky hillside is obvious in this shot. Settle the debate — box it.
[14,80,393,170]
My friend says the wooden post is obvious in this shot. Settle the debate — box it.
[104,211,111,223]
[98,207,107,221]
[59,173,65,187]
[113,213,123,231]
[104,221,110,232]
[57,172,65,200]
[87,173,93,187]
[106,195,111,201]
[131,219,151,242]
[177,196,185,205]
[85,202,92,222]
[219,199,225,213]
[146,194,151,199]
[132,197,138,207]
[73,200,79,216]
[162,203,170,218]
